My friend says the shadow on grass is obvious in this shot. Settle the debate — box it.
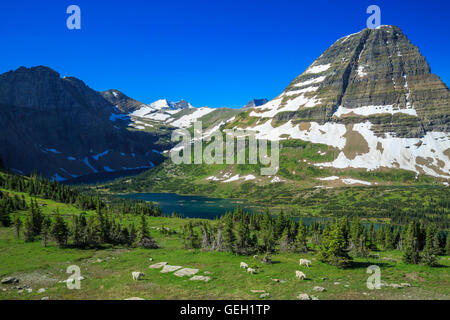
[349,261,391,269]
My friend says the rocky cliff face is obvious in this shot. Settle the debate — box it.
[230,26,450,178]
[0,66,169,180]
[101,89,147,113]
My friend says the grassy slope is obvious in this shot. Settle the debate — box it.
[0,194,449,300]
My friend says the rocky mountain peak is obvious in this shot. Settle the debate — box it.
[229,26,449,179]
[243,98,268,109]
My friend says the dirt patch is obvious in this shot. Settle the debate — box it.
[436,159,445,168]
[298,122,311,131]
[416,157,447,176]
[444,148,450,160]
[10,271,59,287]
[416,157,433,166]
[376,142,384,153]
[343,124,369,160]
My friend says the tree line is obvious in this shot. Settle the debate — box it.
[0,171,164,228]
[182,208,450,268]
[13,198,159,249]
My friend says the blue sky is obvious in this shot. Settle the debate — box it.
[0,0,449,108]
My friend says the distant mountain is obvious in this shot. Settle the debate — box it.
[149,99,193,111]
[101,89,147,113]
[0,66,170,181]
[227,25,450,179]
[243,98,268,109]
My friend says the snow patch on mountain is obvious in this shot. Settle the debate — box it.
[168,107,214,128]
[333,105,417,117]
[316,122,450,178]
[305,64,331,74]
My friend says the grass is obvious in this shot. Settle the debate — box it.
[1,176,448,300]
[1,222,449,300]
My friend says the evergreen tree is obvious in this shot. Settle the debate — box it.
[223,215,236,252]
[295,219,308,253]
[319,219,352,268]
[280,221,295,252]
[137,212,158,248]
[274,210,288,240]
[24,214,35,242]
[421,224,439,266]
[41,215,51,247]
[236,215,252,255]
[13,215,22,239]
[349,217,369,257]
[403,220,421,264]
[446,233,450,256]
[0,205,11,227]
[384,225,395,250]
[213,227,224,251]
[200,222,213,251]
[183,221,200,249]
[30,198,44,236]
[50,215,69,248]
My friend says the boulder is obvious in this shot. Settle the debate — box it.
[400,283,411,287]
[297,293,311,300]
[190,276,210,282]
[124,297,145,300]
[313,286,326,292]
[37,288,46,293]
[1,277,19,284]
[41,297,49,300]
[174,268,199,277]
[160,265,182,273]
[260,293,271,298]
[149,262,168,269]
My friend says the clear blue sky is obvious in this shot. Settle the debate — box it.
[0,0,449,108]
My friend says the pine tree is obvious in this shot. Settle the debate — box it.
[384,225,395,250]
[13,215,22,239]
[403,220,421,264]
[446,233,450,256]
[24,215,35,242]
[41,215,51,247]
[30,198,44,236]
[319,219,352,268]
[349,217,368,257]
[50,215,69,248]
[223,216,236,252]
[0,205,11,227]
[236,216,252,255]
[274,209,288,240]
[295,220,308,253]
[214,227,224,251]
[183,221,199,249]
[200,223,212,250]
[421,224,439,266]
[137,212,158,248]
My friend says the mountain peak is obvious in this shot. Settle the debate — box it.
[243,98,268,109]
[149,99,193,110]
[229,26,449,179]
